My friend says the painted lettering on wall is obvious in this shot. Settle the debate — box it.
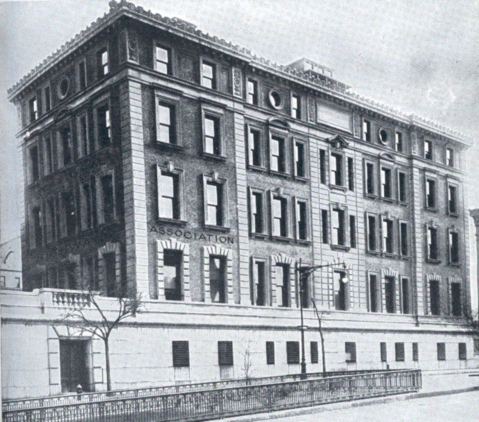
[149,226,234,244]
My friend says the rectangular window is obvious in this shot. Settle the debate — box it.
[29,97,38,122]
[398,171,407,203]
[270,136,286,173]
[350,215,356,248]
[97,48,109,77]
[61,191,76,237]
[322,210,329,244]
[46,196,56,242]
[395,342,405,361]
[272,196,287,237]
[424,140,433,160]
[427,227,438,261]
[296,199,308,241]
[380,342,387,362]
[401,278,410,314]
[334,271,348,311]
[366,162,375,195]
[81,183,93,230]
[157,103,176,144]
[320,149,327,184]
[209,256,226,303]
[172,341,189,367]
[382,218,394,254]
[164,250,182,301]
[311,341,319,364]
[286,341,300,364]
[43,135,53,175]
[252,260,266,306]
[32,206,43,248]
[100,174,114,224]
[400,222,408,257]
[395,132,403,152]
[451,283,461,316]
[250,190,264,234]
[330,153,343,186]
[97,103,111,147]
[294,141,306,178]
[446,148,454,167]
[412,343,419,361]
[276,264,290,307]
[369,274,379,312]
[367,215,377,252]
[381,167,392,199]
[437,342,446,361]
[218,341,233,366]
[104,252,116,297]
[332,208,346,246]
[78,115,89,157]
[202,61,216,89]
[363,120,371,142]
[59,126,73,166]
[78,60,87,90]
[459,343,467,360]
[246,79,258,105]
[204,115,221,155]
[29,145,40,183]
[385,276,396,313]
[448,185,458,214]
[426,179,436,209]
[345,342,356,362]
[291,94,301,119]
[266,341,275,365]
[449,230,459,264]
[430,280,440,315]
[474,339,479,356]
[348,157,354,191]
[155,45,171,74]
[158,171,180,220]
[248,128,262,167]
[44,86,51,113]
[205,181,224,226]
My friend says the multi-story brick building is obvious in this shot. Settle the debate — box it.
[3,0,478,399]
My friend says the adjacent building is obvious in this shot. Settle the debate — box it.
[3,0,478,399]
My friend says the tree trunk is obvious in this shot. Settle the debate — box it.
[104,336,111,391]
[311,298,327,375]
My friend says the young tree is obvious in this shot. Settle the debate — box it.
[311,297,329,375]
[61,287,142,391]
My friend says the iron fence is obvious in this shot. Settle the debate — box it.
[3,369,421,422]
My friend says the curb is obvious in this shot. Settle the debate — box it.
[222,387,479,422]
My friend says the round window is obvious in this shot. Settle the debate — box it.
[58,76,70,99]
[268,90,283,109]
[378,128,388,144]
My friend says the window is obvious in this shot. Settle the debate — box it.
[380,342,387,362]
[311,341,319,364]
[345,342,356,362]
[272,195,287,238]
[448,229,459,265]
[218,341,233,366]
[398,171,407,203]
[155,45,171,74]
[29,97,38,123]
[97,103,111,147]
[322,210,329,244]
[275,264,290,307]
[451,283,461,316]
[97,48,109,78]
[332,207,346,247]
[458,343,467,360]
[103,252,117,297]
[330,153,343,186]
[385,276,396,313]
[158,171,180,220]
[45,196,56,242]
[437,342,446,361]
[295,199,308,241]
[251,260,267,306]
[426,179,436,209]
[43,134,54,175]
[430,280,440,315]
[291,94,301,119]
[446,148,454,167]
[320,149,327,184]
[363,120,371,142]
[59,125,73,167]
[204,115,221,155]
[448,185,458,215]
[59,340,89,393]
[367,214,378,252]
[157,103,176,144]
[266,342,275,365]
[172,341,189,367]
[424,140,433,160]
[368,273,380,312]
[427,226,439,261]
[44,86,51,113]
[61,191,76,237]
[286,341,300,364]
[29,144,40,183]
[209,256,226,303]
[348,157,354,191]
[334,271,348,311]
[399,221,408,257]
[204,180,225,227]
[395,343,405,362]
[395,132,403,152]
[365,162,376,196]
[99,174,115,224]
[350,216,356,248]
[80,183,94,230]
[78,114,89,157]
[246,79,258,105]
[412,343,419,361]
[382,217,394,254]
[248,127,262,167]
[164,250,182,301]
[381,167,392,199]
[31,206,43,248]
[270,136,286,173]
[474,339,479,356]
[201,61,216,89]
[249,189,265,234]
[78,60,87,90]
[401,278,410,314]
[294,140,306,178]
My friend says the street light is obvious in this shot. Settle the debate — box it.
[296,261,347,378]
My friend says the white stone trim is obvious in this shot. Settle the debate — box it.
[203,245,233,303]
[270,254,296,308]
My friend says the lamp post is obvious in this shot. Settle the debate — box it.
[297,261,348,378]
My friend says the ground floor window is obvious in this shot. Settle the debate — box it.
[60,340,89,393]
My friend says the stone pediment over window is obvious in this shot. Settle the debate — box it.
[379,152,395,162]
[326,134,348,150]
[267,117,290,131]
[54,107,72,122]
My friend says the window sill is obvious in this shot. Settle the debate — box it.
[204,224,230,233]
[331,244,351,252]
[366,250,380,256]
[329,184,347,192]
[426,258,442,265]
[448,212,459,218]
[157,218,187,227]
[271,235,294,243]
[269,170,290,179]
[381,197,395,203]
[399,201,409,207]
[448,262,461,267]
[250,233,268,240]
[382,252,397,259]
[399,255,410,261]
[155,141,183,151]
[203,152,227,161]
[294,175,309,183]
[296,239,311,246]
[425,207,438,213]
[247,165,267,173]
[365,193,378,200]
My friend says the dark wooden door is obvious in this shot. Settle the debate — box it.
[60,340,89,393]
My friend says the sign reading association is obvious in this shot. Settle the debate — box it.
[149,225,234,244]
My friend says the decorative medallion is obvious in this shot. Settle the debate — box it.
[232,67,242,97]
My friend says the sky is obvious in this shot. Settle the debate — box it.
[1,0,478,303]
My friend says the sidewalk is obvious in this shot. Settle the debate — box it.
[222,369,479,422]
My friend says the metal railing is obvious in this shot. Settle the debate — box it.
[2,370,378,412]
[3,370,421,422]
